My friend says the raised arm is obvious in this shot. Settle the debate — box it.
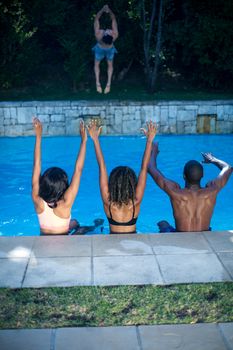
[94,6,106,41]
[135,121,156,203]
[32,117,42,209]
[63,120,87,207]
[87,120,109,204]
[106,5,118,40]
[202,152,232,190]
[148,142,180,195]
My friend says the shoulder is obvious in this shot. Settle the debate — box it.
[205,180,220,192]
[163,180,181,195]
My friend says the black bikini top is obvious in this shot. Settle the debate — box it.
[107,202,138,226]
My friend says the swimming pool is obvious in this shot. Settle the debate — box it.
[0,134,232,236]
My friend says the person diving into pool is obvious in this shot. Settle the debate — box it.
[148,142,232,232]
[92,4,118,94]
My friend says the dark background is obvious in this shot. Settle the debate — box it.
[1,0,233,98]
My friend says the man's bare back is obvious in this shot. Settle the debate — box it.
[169,185,218,231]
[148,143,232,232]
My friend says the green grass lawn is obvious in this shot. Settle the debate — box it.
[0,283,232,329]
[1,81,233,101]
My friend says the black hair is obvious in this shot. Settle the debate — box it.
[39,167,69,208]
[183,160,203,184]
[102,34,113,45]
[108,166,137,205]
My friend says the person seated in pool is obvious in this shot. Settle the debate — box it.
[148,142,232,232]
[92,4,118,94]
[87,120,157,234]
[32,117,87,235]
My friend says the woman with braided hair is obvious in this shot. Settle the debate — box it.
[88,120,157,234]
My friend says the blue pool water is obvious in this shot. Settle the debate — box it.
[0,135,232,236]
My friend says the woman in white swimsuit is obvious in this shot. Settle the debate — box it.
[32,117,87,235]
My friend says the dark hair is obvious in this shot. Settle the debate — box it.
[102,34,113,45]
[39,167,69,208]
[183,160,203,184]
[108,166,137,205]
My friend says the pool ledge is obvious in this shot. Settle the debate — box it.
[0,231,232,288]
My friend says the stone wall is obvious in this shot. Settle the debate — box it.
[0,100,233,136]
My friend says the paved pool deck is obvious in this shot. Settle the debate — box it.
[0,230,233,349]
[0,231,233,288]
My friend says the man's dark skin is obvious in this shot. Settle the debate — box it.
[148,142,232,232]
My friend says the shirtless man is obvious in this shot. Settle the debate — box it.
[92,5,118,94]
[148,142,232,232]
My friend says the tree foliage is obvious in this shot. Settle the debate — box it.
[0,0,232,92]
[164,0,233,88]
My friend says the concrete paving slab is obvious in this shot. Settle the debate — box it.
[219,323,233,350]
[22,257,91,287]
[218,253,233,279]
[138,323,228,350]
[156,253,231,284]
[148,232,213,255]
[93,234,153,256]
[93,255,163,285]
[0,236,35,258]
[55,326,140,350]
[0,232,233,289]
[203,231,233,252]
[0,329,52,350]
[0,258,28,288]
[32,236,92,257]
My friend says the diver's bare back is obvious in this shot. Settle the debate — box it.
[170,186,218,232]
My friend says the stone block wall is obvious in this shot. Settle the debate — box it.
[0,100,233,136]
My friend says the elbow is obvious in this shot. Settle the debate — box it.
[224,165,232,174]
[76,165,83,174]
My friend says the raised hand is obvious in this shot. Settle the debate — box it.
[201,152,216,164]
[87,119,102,141]
[79,119,87,142]
[33,117,42,137]
[140,121,157,142]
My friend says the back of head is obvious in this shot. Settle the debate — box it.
[102,33,113,45]
[183,160,203,184]
[39,167,69,208]
[109,166,137,205]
